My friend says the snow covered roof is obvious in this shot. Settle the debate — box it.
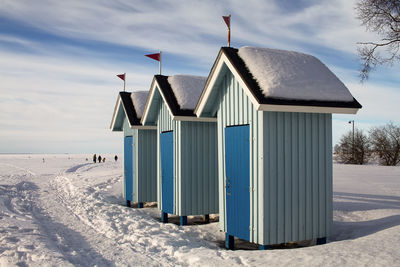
[110,91,154,131]
[141,75,217,125]
[167,75,207,110]
[131,91,149,119]
[237,46,354,102]
[195,47,361,116]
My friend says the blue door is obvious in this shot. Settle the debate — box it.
[161,131,174,214]
[124,136,133,201]
[225,125,250,241]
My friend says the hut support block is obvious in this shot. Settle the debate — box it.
[138,202,144,208]
[225,233,234,250]
[180,216,187,226]
[126,200,131,207]
[316,237,326,245]
[204,214,210,223]
[259,245,270,250]
[161,212,168,223]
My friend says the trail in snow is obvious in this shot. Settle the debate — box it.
[0,154,399,266]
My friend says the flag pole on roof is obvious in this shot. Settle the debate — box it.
[222,14,231,47]
[117,73,126,91]
[145,51,162,75]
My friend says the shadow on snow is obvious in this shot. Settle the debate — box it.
[332,191,400,241]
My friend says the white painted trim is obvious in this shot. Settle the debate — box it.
[194,52,223,116]
[195,52,260,116]
[155,80,175,118]
[221,53,260,108]
[130,125,157,130]
[141,79,157,125]
[141,78,176,125]
[172,116,217,122]
[258,104,359,114]
[110,96,122,130]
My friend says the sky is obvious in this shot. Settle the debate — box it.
[0,0,399,154]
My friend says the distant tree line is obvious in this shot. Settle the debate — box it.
[334,122,400,166]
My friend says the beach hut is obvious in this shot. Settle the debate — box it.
[141,75,218,225]
[195,46,362,249]
[110,91,157,208]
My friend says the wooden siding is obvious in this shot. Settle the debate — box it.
[180,121,218,215]
[138,130,157,202]
[155,88,218,216]
[263,112,332,244]
[216,71,263,243]
[156,99,178,211]
[216,71,333,245]
[123,118,157,203]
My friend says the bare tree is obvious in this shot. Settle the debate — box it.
[369,122,400,165]
[356,0,400,80]
[336,129,371,164]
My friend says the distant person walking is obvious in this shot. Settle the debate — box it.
[93,154,97,163]
[102,158,106,163]
[98,155,102,163]
[114,155,118,162]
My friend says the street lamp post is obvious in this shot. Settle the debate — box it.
[348,120,354,162]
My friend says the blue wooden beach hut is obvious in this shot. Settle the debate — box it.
[195,46,362,249]
[141,75,218,225]
[110,91,157,208]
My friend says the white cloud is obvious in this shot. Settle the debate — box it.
[0,0,379,60]
[0,50,154,153]
[0,0,399,152]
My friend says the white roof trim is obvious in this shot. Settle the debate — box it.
[172,116,217,122]
[141,77,175,125]
[195,52,259,116]
[110,96,122,130]
[141,78,156,125]
[258,104,359,114]
[130,125,157,130]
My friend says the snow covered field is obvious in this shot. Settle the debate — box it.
[0,154,399,266]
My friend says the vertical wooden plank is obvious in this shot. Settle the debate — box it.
[298,113,306,241]
[318,114,326,236]
[174,122,179,214]
[291,113,299,241]
[269,112,277,244]
[284,113,292,242]
[312,114,319,237]
[239,85,243,125]
[257,111,264,245]
[218,88,225,230]
[249,106,253,242]
[228,73,232,126]
[147,130,157,202]
[326,114,333,237]
[263,112,270,244]
[133,130,138,202]
[179,123,186,215]
[276,112,285,243]
[305,113,312,239]
[202,123,207,214]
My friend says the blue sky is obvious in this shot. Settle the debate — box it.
[0,0,399,153]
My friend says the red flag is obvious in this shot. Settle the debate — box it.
[117,73,125,81]
[145,53,161,61]
[222,15,230,28]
